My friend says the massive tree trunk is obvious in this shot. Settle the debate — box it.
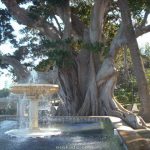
[118,0,150,122]
[55,0,148,128]
[3,0,150,128]
[58,52,147,128]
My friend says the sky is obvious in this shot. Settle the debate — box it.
[0,20,25,89]
[0,71,13,89]
[0,3,150,89]
[137,32,150,48]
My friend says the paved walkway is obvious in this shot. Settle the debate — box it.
[146,123,150,127]
[119,130,150,150]
[122,123,150,150]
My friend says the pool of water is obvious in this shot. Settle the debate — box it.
[0,120,125,150]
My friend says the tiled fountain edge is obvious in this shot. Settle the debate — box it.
[49,116,150,150]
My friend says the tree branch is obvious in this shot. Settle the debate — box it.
[109,24,127,58]
[109,3,150,58]
[53,15,63,37]
[135,25,150,37]
[56,0,71,39]
[2,0,60,40]
[89,0,110,43]
[109,22,150,58]
[0,55,30,81]
[71,14,86,39]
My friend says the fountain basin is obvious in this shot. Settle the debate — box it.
[1,116,126,150]
[10,84,59,97]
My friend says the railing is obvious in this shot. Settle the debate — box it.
[0,115,17,121]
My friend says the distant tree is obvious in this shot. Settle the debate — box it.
[0,88,10,98]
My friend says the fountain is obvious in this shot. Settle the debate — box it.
[11,83,59,130]
[0,71,127,149]
[5,82,61,137]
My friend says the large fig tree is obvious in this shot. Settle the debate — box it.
[1,0,150,128]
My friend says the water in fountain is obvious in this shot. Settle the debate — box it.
[5,70,60,138]
[18,94,29,129]
[38,95,57,126]
[29,70,39,83]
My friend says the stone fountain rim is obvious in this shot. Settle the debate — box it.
[11,84,59,87]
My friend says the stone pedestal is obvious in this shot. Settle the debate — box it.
[29,100,39,129]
